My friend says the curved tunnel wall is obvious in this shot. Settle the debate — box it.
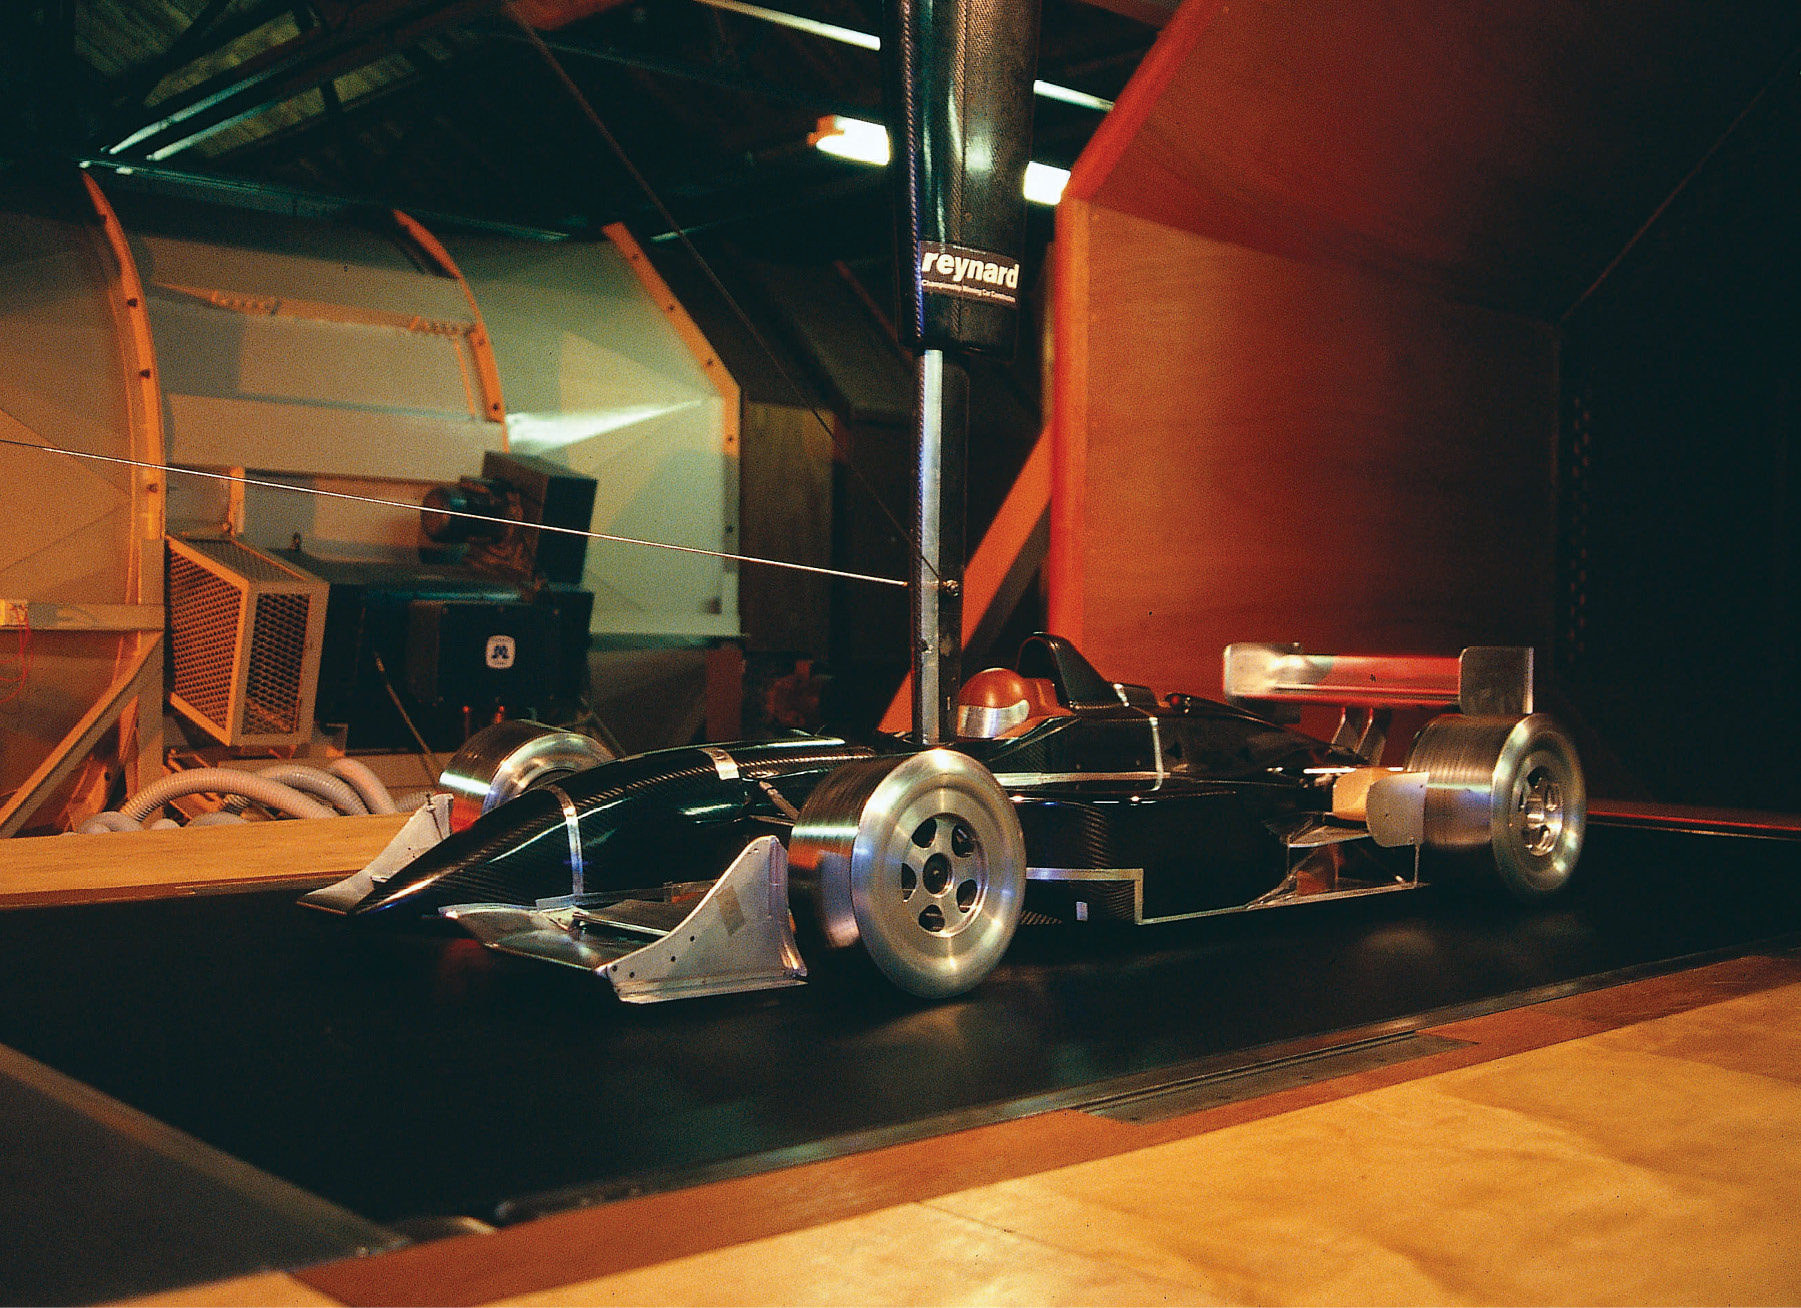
[0,173,164,835]
[0,167,741,831]
[1048,0,1801,804]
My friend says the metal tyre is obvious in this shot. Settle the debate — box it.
[788,749,1026,999]
[1406,713,1586,903]
[439,720,614,830]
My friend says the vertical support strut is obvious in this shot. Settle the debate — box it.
[887,0,1038,742]
[913,348,968,743]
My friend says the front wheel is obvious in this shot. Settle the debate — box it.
[1406,713,1586,902]
[788,749,1026,999]
[438,719,614,830]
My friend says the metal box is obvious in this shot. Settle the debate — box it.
[166,535,327,746]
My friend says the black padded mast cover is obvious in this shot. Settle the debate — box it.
[885,0,1042,359]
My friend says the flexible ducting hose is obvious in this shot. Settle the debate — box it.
[256,764,368,815]
[76,811,142,834]
[325,757,399,814]
[78,763,412,831]
[116,769,335,822]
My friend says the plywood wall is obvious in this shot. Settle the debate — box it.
[1050,199,1556,700]
[739,401,833,656]
[1043,0,1801,707]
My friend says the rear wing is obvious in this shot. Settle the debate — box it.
[1224,644,1533,761]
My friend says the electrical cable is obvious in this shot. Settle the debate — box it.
[562,699,627,760]
[372,652,444,786]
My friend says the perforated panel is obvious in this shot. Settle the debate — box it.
[244,592,312,736]
[167,549,244,732]
[165,536,324,745]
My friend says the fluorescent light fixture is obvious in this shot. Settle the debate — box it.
[1023,161,1071,206]
[809,115,890,165]
[1030,81,1114,113]
[695,0,1113,112]
[810,116,1071,206]
[698,0,880,50]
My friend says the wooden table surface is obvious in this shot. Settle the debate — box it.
[0,814,411,908]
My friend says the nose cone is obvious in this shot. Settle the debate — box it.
[352,787,577,921]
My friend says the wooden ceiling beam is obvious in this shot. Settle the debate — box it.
[103,0,501,160]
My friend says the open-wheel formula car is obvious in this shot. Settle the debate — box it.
[303,634,1585,1002]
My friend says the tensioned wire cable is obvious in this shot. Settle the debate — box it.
[500,2,939,583]
[0,430,908,589]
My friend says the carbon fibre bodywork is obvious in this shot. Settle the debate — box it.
[313,637,1387,937]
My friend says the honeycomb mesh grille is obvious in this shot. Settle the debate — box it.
[181,537,304,585]
[243,592,311,736]
[168,549,244,730]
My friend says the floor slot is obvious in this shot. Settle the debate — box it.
[1079,1031,1471,1123]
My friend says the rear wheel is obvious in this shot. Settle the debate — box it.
[788,749,1026,999]
[1406,713,1586,902]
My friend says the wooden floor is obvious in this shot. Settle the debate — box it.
[118,952,1801,1307]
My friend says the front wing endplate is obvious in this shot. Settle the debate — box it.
[442,835,808,1003]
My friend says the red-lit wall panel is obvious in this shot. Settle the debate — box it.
[1051,199,1555,701]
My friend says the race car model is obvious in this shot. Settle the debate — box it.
[302,634,1585,1003]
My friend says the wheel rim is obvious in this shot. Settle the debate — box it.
[899,814,984,932]
[1513,765,1566,858]
[790,749,1025,999]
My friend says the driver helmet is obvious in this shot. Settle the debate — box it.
[957,667,1063,739]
